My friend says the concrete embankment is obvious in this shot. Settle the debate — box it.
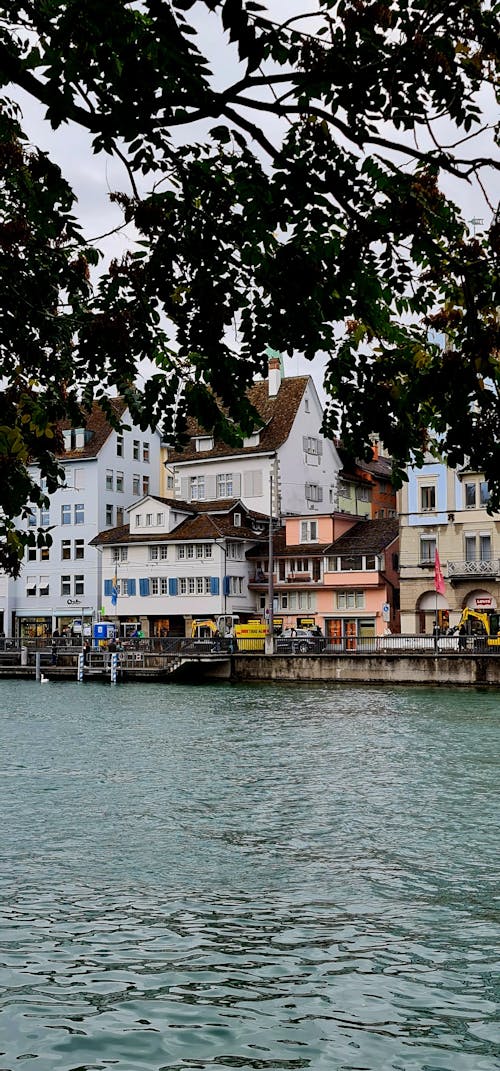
[1,653,499,686]
[232,653,500,687]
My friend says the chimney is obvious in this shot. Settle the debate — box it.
[268,356,281,398]
[371,440,379,461]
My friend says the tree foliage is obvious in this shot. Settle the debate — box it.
[0,0,498,572]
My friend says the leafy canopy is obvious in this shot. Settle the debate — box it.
[0,0,498,572]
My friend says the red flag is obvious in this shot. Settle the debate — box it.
[434,548,445,595]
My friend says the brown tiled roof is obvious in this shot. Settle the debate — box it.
[325,517,399,555]
[246,528,330,559]
[167,376,309,462]
[90,500,268,547]
[57,397,128,459]
[337,447,393,482]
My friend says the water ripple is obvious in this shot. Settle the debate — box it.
[0,681,498,1070]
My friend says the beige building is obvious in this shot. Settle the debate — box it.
[398,459,500,634]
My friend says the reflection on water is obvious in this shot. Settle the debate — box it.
[0,681,498,1070]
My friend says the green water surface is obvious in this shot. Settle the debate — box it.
[0,680,498,1070]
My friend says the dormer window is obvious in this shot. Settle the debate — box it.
[195,436,214,451]
[243,432,260,447]
[63,427,89,451]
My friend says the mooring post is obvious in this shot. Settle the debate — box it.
[35,650,41,682]
[77,652,84,682]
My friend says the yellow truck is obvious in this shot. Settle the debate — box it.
[191,615,266,652]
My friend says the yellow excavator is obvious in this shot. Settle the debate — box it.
[456,608,500,649]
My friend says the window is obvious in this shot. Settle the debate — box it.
[177,546,185,559]
[75,540,85,560]
[204,544,212,558]
[337,590,365,609]
[106,504,113,526]
[133,475,140,496]
[27,509,36,527]
[142,475,150,496]
[61,540,71,560]
[234,512,241,527]
[151,578,159,595]
[227,543,243,560]
[116,433,124,457]
[190,475,205,501]
[156,512,164,525]
[160,546,168,560]
[480,535,491,561]
[303,436,321,455]
[160,578,169,595]
[300,520,318,542]
[112,547,128,562]
[465,534,476,561]
[40,508,50,527]
[204,577,212,594]
[145,513,153,526]
[356,485,370,502]
[61,504,71,525]
[40,547,50,561]
[305,483,323,502]
[188,577,195,594]
[26,576,37,596]
[186,545,194,559]
[39,577,49,596]
[196,577,204,594]
[143,442,150,463]
[74,575,84,596]
[135,514,142,527]
[420,536,436,564]
[179,578,187,594]
[133,439,140,460]
[480,481,490,506]
[305,397,310,412]
[106,469,114,491]
[465,482,476,508]
[74,503,84,524]
[149,546,159,560]
[420,484,436,511]
[27,546,36,562]
[116,507,124,527]
[217,473,233,498]
[116,471,124,493]
[61,575,71,596]
[166,475,174,491]
[228,576,243,595]
[195,436,213,451]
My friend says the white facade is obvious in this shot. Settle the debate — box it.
[98,497,264,634]
[167,375,342,519]
[2,408,161,638]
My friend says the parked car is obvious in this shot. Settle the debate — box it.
[276,628,325,654]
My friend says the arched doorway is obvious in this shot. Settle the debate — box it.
[416,591,450,634]
[463,590,497,612]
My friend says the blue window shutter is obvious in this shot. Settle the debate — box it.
[139,578,150,596]
[169,577,178,596]
[128,578,136,596]
[104,579,112,596]
[223,575,230,596]
[210,576,219,596]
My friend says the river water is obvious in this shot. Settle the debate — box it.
[0,680,498,1071]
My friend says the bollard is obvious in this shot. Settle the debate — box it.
[110,652,118,684]
[77,652,84,682]
[35,650,41,681]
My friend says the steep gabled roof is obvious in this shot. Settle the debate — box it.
[167,376,309,463]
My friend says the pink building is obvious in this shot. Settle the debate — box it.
[248,515,399,645]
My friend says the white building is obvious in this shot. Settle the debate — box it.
[2,399,161,639]
[92,495,268,637]
[164,360,342,518]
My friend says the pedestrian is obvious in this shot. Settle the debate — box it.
[83,641,90,665]
[458,624,467,652]
[51,644,58,665]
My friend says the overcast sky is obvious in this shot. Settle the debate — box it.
[10,1,499,398]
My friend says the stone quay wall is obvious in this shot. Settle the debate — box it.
[232,654,500,688]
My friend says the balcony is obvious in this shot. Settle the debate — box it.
[447,559,500,579]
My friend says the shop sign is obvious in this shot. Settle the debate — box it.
[475,597,493,607]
